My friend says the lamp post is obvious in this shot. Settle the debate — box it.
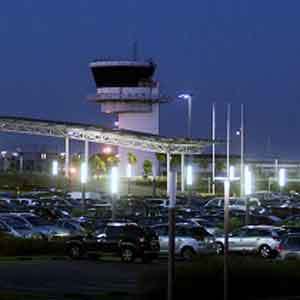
[212,103,216,195]
[168,170,177,300]
[244,165,253,225]
[215,168,239,300]
[178,94,192,194]
[236,104,245,196]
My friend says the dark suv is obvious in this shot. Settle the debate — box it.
[66,222,160,263]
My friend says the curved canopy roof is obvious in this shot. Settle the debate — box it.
[0,116,213,155]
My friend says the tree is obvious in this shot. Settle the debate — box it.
[143,160,153,178]
[89,154,106,175]
[155,153,166,163]
[128,152,137,166]
[106,154,120,168]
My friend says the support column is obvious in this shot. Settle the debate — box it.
[181,153,185,193]
[167,152,171,195]
[65,136,70,178]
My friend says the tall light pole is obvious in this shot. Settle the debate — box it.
[212,103,216,195]
[178,94,192,194]
[240,104,245,196]
[215,103,232,300]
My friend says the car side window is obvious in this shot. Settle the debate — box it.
[231,229,247,237]
[175,227,187,237]
[258,230,271,237]
[154,226,168,236]
[246,229,260,237]
[105,226,122,238]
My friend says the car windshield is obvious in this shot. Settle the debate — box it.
[1,217,30,230]
[25,216,52,226]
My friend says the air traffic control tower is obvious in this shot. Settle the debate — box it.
[89,59,166,176]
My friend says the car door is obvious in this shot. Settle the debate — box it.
[239,229,261,251]
[102,226,122,253]
[154,225,168,254]
[228,228,247,251]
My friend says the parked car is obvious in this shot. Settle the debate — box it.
[151,223,216,260]
[215,225,286,258]
[0,215,41,239]
[204,197,260,212]
[66,222,160,263]
[13,213,70,239]
[277,233,300,260]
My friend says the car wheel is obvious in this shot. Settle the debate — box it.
[181,247,196,261]
[121,247,135,263]
[68,244,83,260]
[259,245,272,258]
[216,243,224,255]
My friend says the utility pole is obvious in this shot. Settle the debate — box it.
[168,170,176,300]
[212,103,216,194]
[240,104,245,196]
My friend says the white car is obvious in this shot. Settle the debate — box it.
[151,223,216,260]
[215,225,286,258]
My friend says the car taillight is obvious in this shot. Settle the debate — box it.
[276,243,284,252]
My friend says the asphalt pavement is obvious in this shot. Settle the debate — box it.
[0,259,164,297]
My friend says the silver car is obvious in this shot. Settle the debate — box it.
[151,223,216,260]
[13,213,70,240]
[0,216,41,239]
[277,234,300,260]
[215,225,286,258]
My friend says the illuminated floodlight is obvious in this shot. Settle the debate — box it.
[70,167,76,175]
[229,166,235,180]
[111,166,118,195]
[80,162,88,184]
[52,160,58,176]
[126,164,132,178]
[178,94,192,100]
[279,168,286,188]
[1,151,7,157]
[103,146,112,155]
[186,165,193,186]
[244,165,252,195]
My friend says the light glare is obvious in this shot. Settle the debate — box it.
[244,165,252,195]
[186,165,193,186]
[279,168,286,188]
[81,162,88,184]
[111,166,118,194]
[126,164,132,178]
[52,160,58,176]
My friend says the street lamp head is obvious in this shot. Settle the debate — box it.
[178,94,192,100]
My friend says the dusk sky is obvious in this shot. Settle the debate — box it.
[0,1,300,159]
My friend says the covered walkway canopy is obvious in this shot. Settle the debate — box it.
[0,116,212,154]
